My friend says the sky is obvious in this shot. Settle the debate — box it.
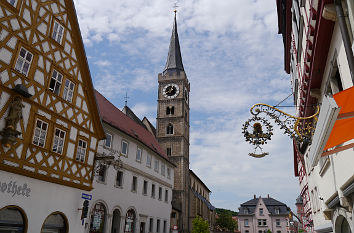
[73,0,300,211]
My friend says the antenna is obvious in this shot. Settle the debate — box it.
[124,92,129,107]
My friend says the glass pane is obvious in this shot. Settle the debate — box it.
[22,62,29,75]
[19,48,26,58]
[15,58,24,71]
[25,53,32,62]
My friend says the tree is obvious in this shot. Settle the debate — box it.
[216,212,237,232]
[192,216,210,233]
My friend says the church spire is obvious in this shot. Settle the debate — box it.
[164,11,184,73]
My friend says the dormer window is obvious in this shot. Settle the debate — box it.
[244,208,248,214]
[166,123,173,135]
[259,208,263,215]
[275,208,280,214]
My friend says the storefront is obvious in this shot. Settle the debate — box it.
[124,209,136,233]
[89,202,107,233]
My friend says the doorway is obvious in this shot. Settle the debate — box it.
[111,209,121,233]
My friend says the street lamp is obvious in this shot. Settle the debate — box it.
[242,103,320,157]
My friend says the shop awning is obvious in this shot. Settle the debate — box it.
[323,86,354,155]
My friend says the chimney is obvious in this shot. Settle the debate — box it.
[267,194,270,198]
[254,194,256,199]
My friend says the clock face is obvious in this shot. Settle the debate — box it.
[163,84,179,99]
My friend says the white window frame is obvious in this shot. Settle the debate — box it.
[33,119,48,147]
[276,219,281,226]
[104,132,112,148]
[49,69,63,95]
[63,79,75,102]
[15,47,33,76]
[52,20,64,44]
[154,159,159,173]
[244,219,249,226]
[146,153,152,167]
[75,139,87,162]
[136,147,142,162]
[161,163,165,176]
[121,140,128,156]
[52,128,65,155]
[259,208,263,215]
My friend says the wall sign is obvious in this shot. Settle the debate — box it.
[0,180,31,197]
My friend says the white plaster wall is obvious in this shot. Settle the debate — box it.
[0,170,86,233]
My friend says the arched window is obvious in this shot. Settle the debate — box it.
[0,206,26,232]
[166,124,173,135]
[89,202,106,233]
[41,212,68,233]
[124,209,136,233]
[166,106,175,115]
[111,209,121,233]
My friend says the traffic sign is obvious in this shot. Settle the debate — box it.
[81,193,92,200]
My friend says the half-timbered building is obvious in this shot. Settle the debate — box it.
[0,0,105,231]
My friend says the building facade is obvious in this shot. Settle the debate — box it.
[156,13,215,232]
[87,91,175,233]
[0,0,105,232]
[238,195,291,233]
[277,0,354,232]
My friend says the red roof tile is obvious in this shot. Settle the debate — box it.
[95,90,173,165]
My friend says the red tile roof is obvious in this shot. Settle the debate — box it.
[95,90,173,165]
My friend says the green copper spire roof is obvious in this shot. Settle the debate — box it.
[164,12,184,73]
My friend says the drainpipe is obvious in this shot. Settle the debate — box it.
[334,0,354,83]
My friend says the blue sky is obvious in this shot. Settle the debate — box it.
[74,0,300,211]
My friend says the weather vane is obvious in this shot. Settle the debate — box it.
[173,1,179,13]
[242,103,320,158]
[124,92,129,107]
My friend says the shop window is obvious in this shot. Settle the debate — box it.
[90,203,106,233]
[124,209,136,233]
[41,212,67,233]
[0,206,26,232]
[49,69,63,95]
[166,124,173,135]
[75,139,87,162]
[52,128,66,155]
[33,119,48,147]
[15,47,33,76]
[52,20,64,44]
[63,79,75,102]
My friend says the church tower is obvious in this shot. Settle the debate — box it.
[156,12,190,232]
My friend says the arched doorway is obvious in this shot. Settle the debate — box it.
[41,212,68,233]
[124,209,136,233]
[111,209,121,233]
[340,217,352,233]
[0,206,26,233]
[89,202,106,233]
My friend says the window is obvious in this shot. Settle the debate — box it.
[157,219,160,233]
[258,231,263,233]
[258,219,267,226]
[276,219,281,226]
[121,140,128,156]
[7,0,18,7]
[263,219,267,226]
[166,106,174,115]
[154,159,159,172]
[63,79,75,102]
[132,176,137,192]
[245,231,249,233]
[167,147,172,156]
[277,231,281,233]
[52,20,64,44]
[146,154,152,167]
[259,208,263,215]
[104,132,112,148]
[0,206,26,231]
[275,208,280,214]
[161,163,165,176]
[15,47,33,76]
[33,119,48,147]
[163,220,167,233]
[116,170,123,187]
[158,187,162,200]
[143,180,148,195]
[149,218,153,232]
[151,184,155,198]
[75,139,87,162]
[136,147,142,162]
[244,209,248,214]
[167,168,171,179]
[97,165,106,182]
[42,212,68,233]
[165,190,168,202]
[49,69,63,95]
[52,128,65,154]
[244,219,249,226]
[166,123,173,135]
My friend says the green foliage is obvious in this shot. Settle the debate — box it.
[215,208,238,216]
[216,212,238,232]
[266,230,272,233]
[192,216,210,233]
